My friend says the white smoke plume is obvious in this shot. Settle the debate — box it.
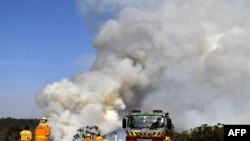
[37,0,250,140]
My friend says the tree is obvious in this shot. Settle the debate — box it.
[73,126,101,141]
[175,123,224,141]
[4,125,22,141]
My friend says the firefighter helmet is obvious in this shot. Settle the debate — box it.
[40,117,47,123]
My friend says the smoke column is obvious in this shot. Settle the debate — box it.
[37,0,250,140]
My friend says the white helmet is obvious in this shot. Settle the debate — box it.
[40,117,47,122]
[41,117,47,120]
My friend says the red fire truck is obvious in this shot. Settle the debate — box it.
[122,110,175,141]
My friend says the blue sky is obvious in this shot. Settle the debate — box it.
[0,0,96,118]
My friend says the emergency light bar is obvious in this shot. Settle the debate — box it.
[153,110,163,113]
[132,110,141,113]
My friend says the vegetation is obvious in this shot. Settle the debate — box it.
[3,125,22,141]
[73,126,101,141]
[0,117,39,141]
[175,123,224,141]
[0,118,223,141]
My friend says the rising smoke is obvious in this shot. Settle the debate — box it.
[37,0,250,140]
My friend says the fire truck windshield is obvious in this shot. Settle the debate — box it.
[128,115,165,129]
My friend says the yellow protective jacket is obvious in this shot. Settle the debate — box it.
[164,136,171,141]
[20,130,32,141]
[35,123,50,141]
[95,136,104,141]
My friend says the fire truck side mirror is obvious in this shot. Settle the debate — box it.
[122,118,127,128]
[167,118,172,129]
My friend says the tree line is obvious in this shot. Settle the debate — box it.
[0,117,39,141]
[175,123,224,141]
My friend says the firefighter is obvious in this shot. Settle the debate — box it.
[20,125,32,141]
[95,133,104,141]
[164,130,171,141]
[151,117,163,128]
[84,134,93,141]
[35,117,50,141]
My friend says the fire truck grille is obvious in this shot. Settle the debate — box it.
[127,131,164,137]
